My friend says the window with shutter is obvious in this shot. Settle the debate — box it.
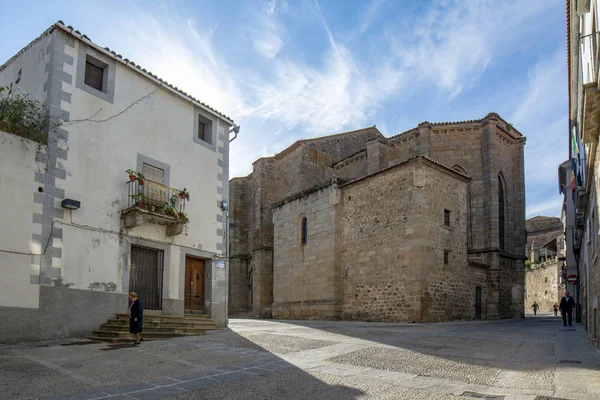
[142,163,165,184]
[198,122,206,141]
[84,61,104,91]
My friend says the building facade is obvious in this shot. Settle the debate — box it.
[566,0,600,349]
[0,21,234,343]
[525,216,565,313]
[230,113,526,322]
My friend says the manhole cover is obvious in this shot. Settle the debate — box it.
[559,360,582,364]
[461,392,505,399]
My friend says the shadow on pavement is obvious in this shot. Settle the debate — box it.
[0,328,365,400]
[255,314,600,380]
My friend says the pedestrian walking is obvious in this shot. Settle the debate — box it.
[129,292,143,346]
[559,291,575,327]
[531,301,539,316]
[553,303,559,317]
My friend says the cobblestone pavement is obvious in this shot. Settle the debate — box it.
[1,314,599,400]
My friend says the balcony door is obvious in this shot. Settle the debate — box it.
[185,257,205,313]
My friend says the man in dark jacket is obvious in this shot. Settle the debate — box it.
[128,292,143,345]
[559,291,575,327]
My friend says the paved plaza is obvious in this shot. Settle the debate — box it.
[1,314,599,400]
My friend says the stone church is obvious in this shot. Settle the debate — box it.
[229,113,526,322]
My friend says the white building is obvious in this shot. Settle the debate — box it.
[566,0,600,350]
[0,21,236,343]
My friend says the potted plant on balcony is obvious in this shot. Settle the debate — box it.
[165,205,177,218]
[178,212,189,224]
[126,169,137,182]
[137,172,145,186]
[179,188,190,201]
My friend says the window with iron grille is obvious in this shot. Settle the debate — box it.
[444,209,451,227]
[84,60,104,92]
[129,245,164,310]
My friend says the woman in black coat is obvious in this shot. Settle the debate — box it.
[128,292,143,345]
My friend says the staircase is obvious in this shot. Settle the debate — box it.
[87,313,218,343]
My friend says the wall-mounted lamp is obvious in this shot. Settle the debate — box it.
[61,198,81,210]
[221,200,229,211]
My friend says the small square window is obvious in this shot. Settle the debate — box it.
[84,61,104,91]
[444,209,451,227]
[545,291,548,295]
[196,114,213,145]
[545,277,548,283]
[198,122,206,141]
[444,250,450,265]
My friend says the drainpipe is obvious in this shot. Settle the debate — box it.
[229,125,240,142]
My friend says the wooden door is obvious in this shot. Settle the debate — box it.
[185,257,205,312]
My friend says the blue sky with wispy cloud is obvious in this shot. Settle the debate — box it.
[0,0,567,218]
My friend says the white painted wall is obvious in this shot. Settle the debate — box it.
[0,33,50,103]
[0,132,42,308]
[0,28,230,314]
[56,39,228,299]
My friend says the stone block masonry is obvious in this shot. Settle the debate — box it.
[230,113,527,322]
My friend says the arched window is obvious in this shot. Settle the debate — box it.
[301,217,308,245]
[498,172,506,251]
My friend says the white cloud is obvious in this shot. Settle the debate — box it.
[251,1,285,59]
[72,0,558,179]
[527,197,563,218]
[252,29,283,59]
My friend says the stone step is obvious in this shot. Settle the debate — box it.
[107,319,217,328]
[99,324,214,333]
[93,330,203,339]
[116,313,210,321]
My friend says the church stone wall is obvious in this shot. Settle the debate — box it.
[339,158,469,322]
[272,185,340,319]
[525,261,561,313]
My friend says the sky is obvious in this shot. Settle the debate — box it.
[0,0,567,218]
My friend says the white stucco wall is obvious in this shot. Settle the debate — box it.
[0,26,230,321]
[54,39,228,300]
[0,132,42,308]
[0,32,50,103]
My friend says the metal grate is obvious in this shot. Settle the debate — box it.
[558,360,582,364]
[129,245,164,310]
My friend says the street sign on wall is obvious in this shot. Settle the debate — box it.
[567,274,577,284]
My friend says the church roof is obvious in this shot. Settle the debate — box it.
[0,20,234,124]
[275,126,383,162]
[388,112,524,141]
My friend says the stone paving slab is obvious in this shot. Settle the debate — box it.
[6,316,600,400]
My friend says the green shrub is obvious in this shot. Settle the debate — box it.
[0,86,51,144]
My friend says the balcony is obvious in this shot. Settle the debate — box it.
[121,179,189,236]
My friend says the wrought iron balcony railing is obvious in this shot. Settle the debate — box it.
[122,179,190,235]
[127,179,187,220]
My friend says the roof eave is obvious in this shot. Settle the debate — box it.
[53,23,234,125]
